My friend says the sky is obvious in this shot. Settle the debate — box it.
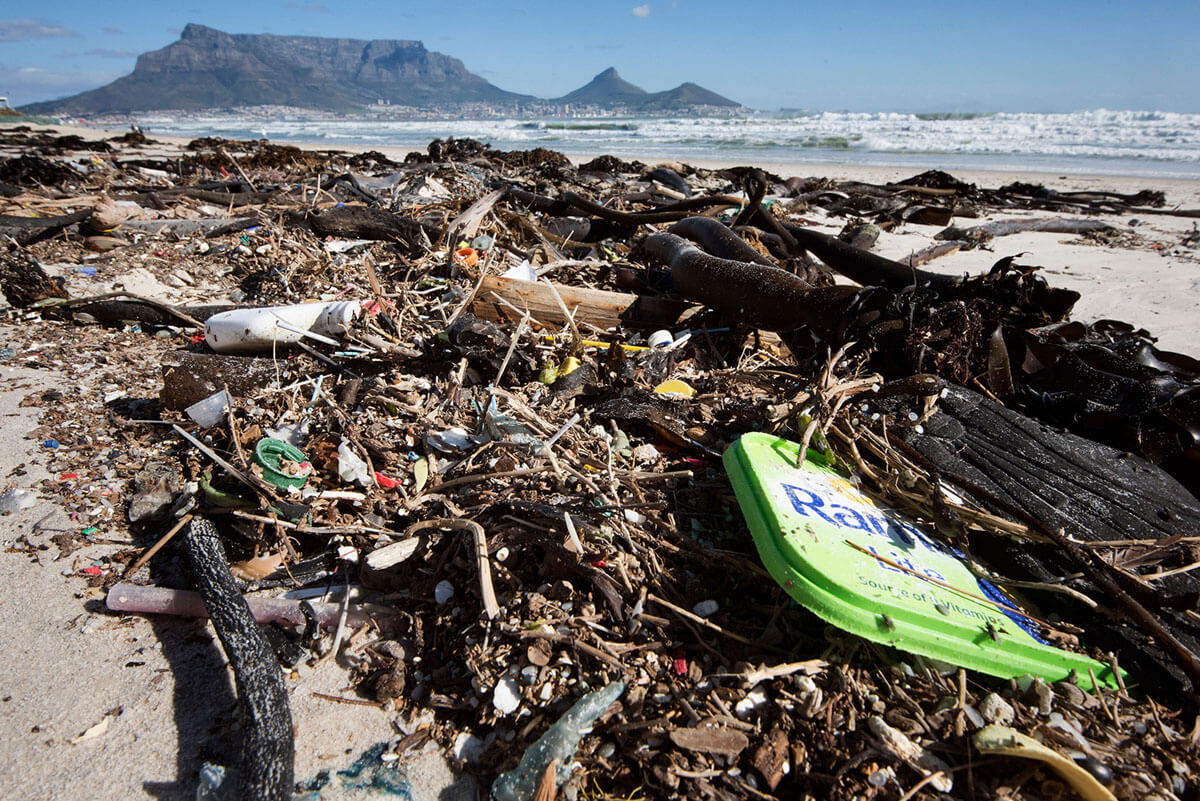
[1,1,1198,113]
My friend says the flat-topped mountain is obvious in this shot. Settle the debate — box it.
[22,27,742,116]
[22,23,532,114]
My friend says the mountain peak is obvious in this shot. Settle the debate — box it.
[554,68,647,107]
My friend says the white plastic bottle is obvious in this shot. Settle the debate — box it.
[204,301,361,354]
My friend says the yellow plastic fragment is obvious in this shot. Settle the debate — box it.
[653,379,696,398]
[973,725,1116,801]
[539,335,648,352]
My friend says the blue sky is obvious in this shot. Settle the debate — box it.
[1,1,1197,112]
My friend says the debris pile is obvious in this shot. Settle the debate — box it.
[3,125,1199,800]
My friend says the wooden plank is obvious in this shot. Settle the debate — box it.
[471,274,696,332]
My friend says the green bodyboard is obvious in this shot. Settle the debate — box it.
[724,432,1122,691]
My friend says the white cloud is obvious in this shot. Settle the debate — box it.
[632,5,651,17]
[0,64,123,105]
[0,18,79,42]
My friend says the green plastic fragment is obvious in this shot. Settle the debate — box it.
[252,438,313,491]
[723,432,1123,691]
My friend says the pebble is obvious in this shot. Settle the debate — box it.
[980,692,1015,725]
[962,704,985,728]
[452,732,484,763]
[492,677,521,714]
[1033,680,1054,715]
[692,599,719,617]
[1056,681,1087,707]
[434,580,454,604]
[1074,755,1114,785]
[867,767,894,787]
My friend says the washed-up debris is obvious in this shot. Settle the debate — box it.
[974,725,1117,801]
[3,126,1199,800]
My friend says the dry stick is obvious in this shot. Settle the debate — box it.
[230,510,389,536]
[218,146,256,192]
[430,466,551,492]
[406,518,499,619]
[540,277,581,344]
[503,624,622,669]
[124,514,194,577]
[312,692,382,707]
[898,771,951,801]
[490,312,530,392]
[647,593,760,647]
[59,291,205,328]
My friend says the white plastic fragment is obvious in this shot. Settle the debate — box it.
[184,388,231,428]
[735,687,769,719]
[501,260,538,281]
[0,488,38,514]
[426,427,477,452]
[631,444,659,463]
[336,440,371,486]
[365,539,423,570]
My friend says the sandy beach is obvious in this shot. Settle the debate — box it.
[2,120,1199,800]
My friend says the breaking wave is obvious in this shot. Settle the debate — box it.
[126,108,1200,178]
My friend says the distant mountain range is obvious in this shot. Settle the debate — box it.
[552,67,737,112]
[22,24,741,116]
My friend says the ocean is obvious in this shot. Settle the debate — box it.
[126,109,1200,179]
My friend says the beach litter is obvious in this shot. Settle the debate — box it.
[2,125,1199,800]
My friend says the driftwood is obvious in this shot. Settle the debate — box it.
[936,217,1112,245]
[0,208,92,244]
[901,240,965,267]
[880,384,1200,695]
[117,216,261,238]
[471,274,694,332]
[299,206,439,250]
[52,293,238,328]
